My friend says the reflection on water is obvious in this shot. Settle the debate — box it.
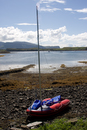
[0,51,87,73]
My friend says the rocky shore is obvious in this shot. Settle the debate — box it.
[0,65,87,129]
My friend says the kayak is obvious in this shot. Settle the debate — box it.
[26,95,70,117]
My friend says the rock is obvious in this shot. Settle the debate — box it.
[19,98,23,103]
[10,127,22,130]
[21,105,26,109]
[67,118,78,124]
[1,117,5,120]
[10,122,16,127]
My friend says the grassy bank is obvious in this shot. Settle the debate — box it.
[33,118,87,130]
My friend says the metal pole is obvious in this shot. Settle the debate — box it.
[36,6,42,102]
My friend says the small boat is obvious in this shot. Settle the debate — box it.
[26,95,70,117]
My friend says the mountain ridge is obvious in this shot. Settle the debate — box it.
[0,41,60,49]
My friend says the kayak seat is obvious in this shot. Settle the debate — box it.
[42,100,50,105]
[46,95,61,106]
[31,100,41,110]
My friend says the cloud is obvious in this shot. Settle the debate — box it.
[17,23,37,26]
[79,17,87,20]
[0,26,37,43]
[64,8,73,11]
[64,8,87,13]
[37,0,65,12]
[38,0,65,5]
[0,26,87,48]
[75,8,87,13]
[61,32,87,47]
[40,7,61,12]
[39,26,67,43]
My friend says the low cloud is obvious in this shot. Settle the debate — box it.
[17,23,37,26]
[79,17,87,20]
[64,8,87,13]
[0,26,87,48]
[75,8,87,13]
[64,8,73,11]
[40,7,61,12]
[0,26,37,43]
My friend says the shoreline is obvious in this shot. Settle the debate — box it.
[0,64,87,90]
[0,64,35,76]
[0,60,87,74]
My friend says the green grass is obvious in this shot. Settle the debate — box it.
[33,118,87,130]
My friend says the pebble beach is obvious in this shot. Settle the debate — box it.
[0,65,87,129]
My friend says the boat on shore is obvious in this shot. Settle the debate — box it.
[26,95,70,117]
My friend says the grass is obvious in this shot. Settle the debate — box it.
[33,118,87,130]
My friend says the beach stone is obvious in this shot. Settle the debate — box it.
[1,82,87,129]
[21,105,26,109]
[19,98,23,103]
[10,127,22,130]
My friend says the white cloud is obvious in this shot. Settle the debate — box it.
[38,0,65,5]
[0,26,87,48]
[64,8,73,11]
[0,26,37,43]
[17,23,37,26]
[40,7,61,12]
[37,0,65,12]
[61,32,87,47]
[75,8,87,13]
[39,26,67,43]
[64,8,87,13]
[79,17,87,20]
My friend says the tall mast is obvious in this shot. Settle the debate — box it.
[36,6,42,101]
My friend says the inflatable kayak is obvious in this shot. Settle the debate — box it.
[26,95,70,117]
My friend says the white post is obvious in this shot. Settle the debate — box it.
[36,6,42,102]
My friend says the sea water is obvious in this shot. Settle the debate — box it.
[0,51,87,73]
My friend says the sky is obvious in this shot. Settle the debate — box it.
[0,0,87,48]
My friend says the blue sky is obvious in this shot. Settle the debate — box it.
[0,0,87,48]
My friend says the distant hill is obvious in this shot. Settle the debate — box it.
[0,41,60,50]
[0,41,44,49]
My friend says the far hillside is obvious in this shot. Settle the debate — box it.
[0,41,60,50]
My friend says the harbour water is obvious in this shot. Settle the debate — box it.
[0,51,87,73]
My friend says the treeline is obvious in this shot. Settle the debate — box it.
[6,47,87,51]
[0,47,87,53]
[59,47,87,51]
[0,49,10,53]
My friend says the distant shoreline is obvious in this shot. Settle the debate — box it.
[0,47,87,53]
[0,50,10,53]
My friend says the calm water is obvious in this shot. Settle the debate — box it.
[0,51,87,73]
